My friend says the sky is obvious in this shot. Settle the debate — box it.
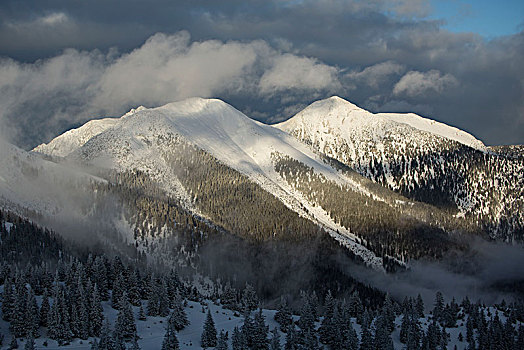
[0,0,522,148]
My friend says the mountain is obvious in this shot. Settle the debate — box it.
[1,96,515,276]
[276,96,524,241]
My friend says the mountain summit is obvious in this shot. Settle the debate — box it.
[276,96,486,152]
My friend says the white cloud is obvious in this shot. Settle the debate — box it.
[259,54,340,95]
[92,32,262,109]
[0,31,341,146]
[393,70,459,97]
[346,61,405,89]
[39,12,69,26]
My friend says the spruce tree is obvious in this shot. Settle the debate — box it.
[158,279,170,317]
[232,326,246,350]
[39,289,50,327]
[9,336,18,350]
[373,315,394,350]
[241,311,255,347]
[201,309,217,348]
[23,335,35,350]
[10,284,28,338]
[98,318,115,350]
[274,296,292,330]
[221,282,238,310]
[252,309,269,350]
[216,330,229,350]
[168,293,189,331]
[242,284,259,313]
[359,321,373,350]
[115,292,137,340]
[25,288,39,338]
[90,284,104,337]
[319,291,336,345]
[129,336,141,350]
[433,292,444,323]
[2,277,14,321]
[161,318,180,350]
[270,327,281,350]
[415,294,425,318]
[138,303,147,321]
[284,325,298,350]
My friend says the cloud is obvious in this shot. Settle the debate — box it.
[0,31,341,148]
[346,61,406,89]
[388,0,432,18]
[259,54,340,95]
[393,69,459,97]
[0,1,523,145]
[92,32,262,109]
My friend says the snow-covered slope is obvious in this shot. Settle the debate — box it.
[34,98,385,269]
[276,96,486,152]
[276,96,524,241]
[0,138,103,216]
[33,106,146,158]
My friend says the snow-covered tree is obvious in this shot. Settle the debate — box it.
[161,316,180,350]
[216,330,229,350]
[274,296,292,330]
[252,309,269,350]
[242,283,259,312]
[115,292,137,340]
[168,293,189,331]
[270,327,281,350]
[201,309,217,348]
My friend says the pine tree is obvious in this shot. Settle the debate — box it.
[221,282,238,310]
[274,296,293,330]
[270,327,281,350]
[168,293,189,331]
[113,331,126,350]
[2,277,14,321]
[161,317,180,350]
[242,283,259,313]
[319,291,336,345]
[284,325,298,350]
[129,336,141,350]
[242,311,255,347]
[216,330,229,350]
[98,318,115,350]
[9,336,18,350]
[348,291,363,320]
[23,335,35,350]
[115,292,137,340]
[297,298,315,334]
[415,294,425,318]
[232,326,246,350]
[147,278,160,316]
[344,323,359,350]
[25,288,39,338]
[359,321,373,350]
[138,303,147,321]
[112,273,125,310]
[201,309,217,348]
[374,315,394,350]
[252,309,269,350]
[10,283,28,338]
[90,284,104,337]
[433,292,444,323]
[39,289,50,327]
[158,279,170,317]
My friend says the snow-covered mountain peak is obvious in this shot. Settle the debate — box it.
[277,96,486,152]
[122,105,147,118]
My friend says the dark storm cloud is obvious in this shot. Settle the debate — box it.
[0,0,522,147]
